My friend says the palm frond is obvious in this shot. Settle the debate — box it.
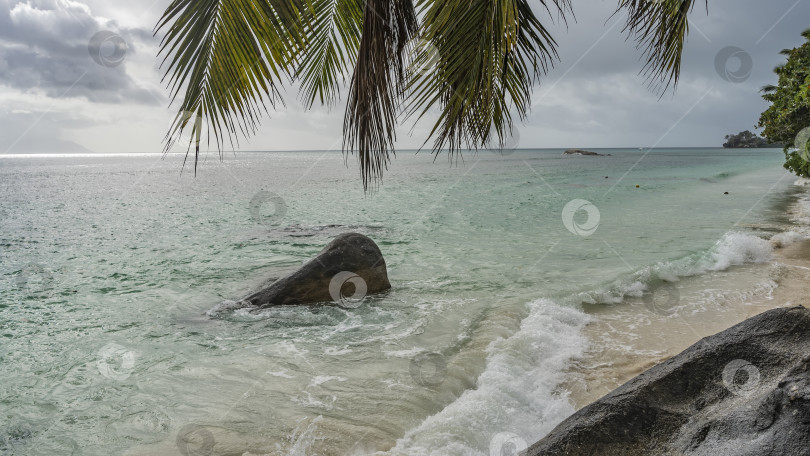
[296,0,364,108]
[153,0,708,189]
[343,0,417,189]
[406,0,570,155]
[155,0,303,173]
[616,0,705,92]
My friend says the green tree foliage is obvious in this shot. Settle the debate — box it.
[155,0,707,188]
[722,130,772,148]
[758,29,810,178]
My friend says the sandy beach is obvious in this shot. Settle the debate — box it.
[564,238,810,409]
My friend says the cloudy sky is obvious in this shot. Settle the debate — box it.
[0,0,807,154]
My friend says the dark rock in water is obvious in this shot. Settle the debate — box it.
[563,149,611,156]
[525,306,810,456]
[243,233,391,308]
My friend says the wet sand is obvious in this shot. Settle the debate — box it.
[563,239,810,408]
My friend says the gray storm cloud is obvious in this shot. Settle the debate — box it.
[0,0,807,154]
[0,0,160,104]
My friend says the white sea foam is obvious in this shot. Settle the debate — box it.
[286,416,323,456]
[793,191,810,226]
[291,390,336,410]
[266,369,296,379]
[383,347,428,358]
[309,375,347,387]
[382,299,591,455]
[578,231,775,305]
[706,232,773,271]
[323,346,353,356]
[771,230,806,248]
[383,228,796,455]
[205,299,251,317]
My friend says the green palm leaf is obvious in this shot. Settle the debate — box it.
[155,0,705,187]
[155,0,304,172]
[296,0,364,108]
[617,0,705,92]
[344,0,417,189]
[406,0,570,154]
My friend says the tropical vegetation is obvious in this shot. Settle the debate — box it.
[722,130,774,148]
[155,0,708,188]
[758,29,810,178]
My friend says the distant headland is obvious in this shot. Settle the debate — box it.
[723,130,784,148]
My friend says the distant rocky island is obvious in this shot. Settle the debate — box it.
[722,130,782,148]
[563,149,611,156]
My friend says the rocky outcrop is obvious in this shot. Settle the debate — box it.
[243,233,391,308]
[525,306,810,456]
[563,149,610,156]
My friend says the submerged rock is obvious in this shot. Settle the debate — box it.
[0,424,33,453]
[243,232,391,308]
[563,149,611,156]
[526,306,810,456]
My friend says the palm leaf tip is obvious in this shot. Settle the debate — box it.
[617,0,706,92]
[343,0,417,190]
[296,0,364,108]
[405,0,566,157]
[164,108,204,174]
[155,0,304,171]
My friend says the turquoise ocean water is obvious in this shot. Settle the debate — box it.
[1,148,808,455]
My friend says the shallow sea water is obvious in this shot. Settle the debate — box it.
[0,148,806,455]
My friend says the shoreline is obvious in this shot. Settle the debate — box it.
[561,236,810,411]
[528,304,810,455]
[121,236,810,455]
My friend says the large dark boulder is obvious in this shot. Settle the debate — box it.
[243,233,391,308]
[525,306,810,456]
